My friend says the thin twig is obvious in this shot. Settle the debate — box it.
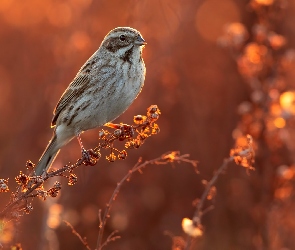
[64,220,91,250]
[194,157,234,226]
[98,230,121,250]
[96,151,197,250]
[184,156,234,250]
[184,141,254,250]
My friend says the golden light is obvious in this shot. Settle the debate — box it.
[254,0,274,6]
[244,43,267,64]
[274,117,286,128]
[277,165,295,180]
[268,32,286,50]
[280,91,295,114]
[219,22,248,48]
[47,204,63,229]
[182,218,203,237]
[226,23,247,36]
[195,0,240,42]
[0,221,14,244]
[235,136,249,147]
[270,103,281,116]
[275,186,292,200]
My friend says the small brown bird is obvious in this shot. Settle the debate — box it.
[35,27,146,175]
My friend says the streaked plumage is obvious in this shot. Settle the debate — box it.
[35,27,146,175]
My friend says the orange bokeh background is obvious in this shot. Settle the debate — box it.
[1,0,295,249]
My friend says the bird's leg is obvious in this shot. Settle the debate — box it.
[77,133,91,162]
[77,133,85,150]
[76,133,100,166]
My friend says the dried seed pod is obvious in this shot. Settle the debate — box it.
[118,150,127,160]
[68,174,78,186]
[15,172,29,186]
[26,160,35,170]
[113,129,122,137]
[106,152,117,162]
[0,179,9,192]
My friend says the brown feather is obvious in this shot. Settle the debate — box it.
[52,74,90,126]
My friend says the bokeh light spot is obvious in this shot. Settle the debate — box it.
[254,0,274,6]
[277,165,295,180]
[245,43,267,64]
[274,117,286,128]
[47,204,63,229]
[218,22,248,48]
[280,91,295,114]
[0,220,14,244]
[63,209,80,226]
[275,185,292,200]
[111,211,129,231]
[195,0,240,42]
[70,31,91,50]
[270,104,281,116]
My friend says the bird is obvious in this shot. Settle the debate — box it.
[34,27,146,176]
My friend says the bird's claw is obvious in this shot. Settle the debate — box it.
[81,149,101,166]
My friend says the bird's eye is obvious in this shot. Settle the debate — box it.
[119,35,126,41]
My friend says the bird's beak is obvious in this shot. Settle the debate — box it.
[134,35,147,46]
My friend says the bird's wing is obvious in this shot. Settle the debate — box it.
[51,74,90,126]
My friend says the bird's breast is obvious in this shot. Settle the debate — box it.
[62,58,145,134]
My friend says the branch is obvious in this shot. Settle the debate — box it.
[96,151,198,250]
[182,135,255,249]
[64,220,91,250]
[0,105,161,221]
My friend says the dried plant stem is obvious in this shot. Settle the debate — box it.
[96,151,197,250]
[64,220,91,250]
[183,156,234,249]
[193,157,234,227]
[0,105,161,221]
[97,230,120,250]
[184,143,254,250]
[0,157,86,219]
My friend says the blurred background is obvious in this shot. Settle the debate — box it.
[1,0,295,249]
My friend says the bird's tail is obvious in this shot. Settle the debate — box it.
[35,134,60,176]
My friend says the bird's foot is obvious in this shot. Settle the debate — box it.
[81,148,101,166]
